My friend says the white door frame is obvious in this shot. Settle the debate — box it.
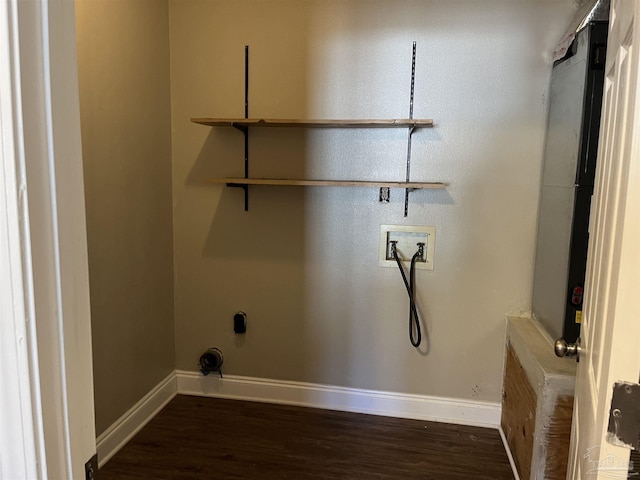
[0,1,46,476]
[0,0,95,478]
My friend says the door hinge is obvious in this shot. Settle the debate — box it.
[607,382,640,450]
[592,44,607,69]
[85,454,98,480]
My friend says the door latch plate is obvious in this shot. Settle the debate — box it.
[85,453,98,479]
[607,381,640,450]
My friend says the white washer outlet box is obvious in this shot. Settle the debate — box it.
[379,225,435,270]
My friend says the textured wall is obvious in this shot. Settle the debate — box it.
[168,0,574,403]
[76,0,175,435]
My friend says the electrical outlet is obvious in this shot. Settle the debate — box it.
[379,225,435,270]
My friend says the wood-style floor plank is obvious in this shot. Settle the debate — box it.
[99,395,514,479]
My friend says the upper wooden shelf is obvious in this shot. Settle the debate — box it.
[208,178,446,189]
[191,118,434,128]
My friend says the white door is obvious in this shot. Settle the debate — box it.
[568,0,640,478]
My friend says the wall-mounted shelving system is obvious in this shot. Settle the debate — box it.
[192,43,445,216]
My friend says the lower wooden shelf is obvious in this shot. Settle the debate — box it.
[208,178,446,189]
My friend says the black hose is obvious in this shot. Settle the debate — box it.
[392,244,422,348]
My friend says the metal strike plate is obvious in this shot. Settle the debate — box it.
[85,454,98,479]
[607,382,640,450]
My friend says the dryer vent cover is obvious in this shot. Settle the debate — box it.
[198,347,224,377]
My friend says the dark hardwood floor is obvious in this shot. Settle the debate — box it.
[99,395,514,479]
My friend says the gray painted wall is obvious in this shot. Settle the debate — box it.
[76,0,580,436]
[169,0,575,403]
[76,0,175,436]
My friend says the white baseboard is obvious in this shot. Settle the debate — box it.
[176,370,501,429]
[499,426,521,480]
[97,370,503,467]
[96,372,177,467]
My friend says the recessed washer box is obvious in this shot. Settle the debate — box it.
[379,225,435,270]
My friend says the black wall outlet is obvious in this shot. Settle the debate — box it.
[234,311,247,334]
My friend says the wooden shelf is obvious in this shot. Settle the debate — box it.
[195,46,439,215]
[208,178,446,189]
[191,118,434,128]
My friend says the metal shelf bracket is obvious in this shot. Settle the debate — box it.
[380,42,420,216]
[231,46,251,211]
[404,41,417,218]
